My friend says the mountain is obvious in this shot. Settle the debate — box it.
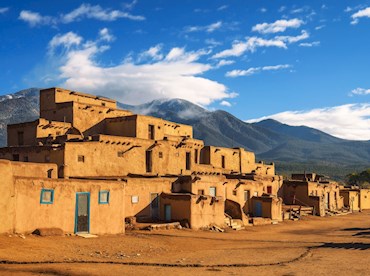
[0,88,39,146]
[1,88,369,179]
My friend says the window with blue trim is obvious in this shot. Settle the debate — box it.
[99,191,110,204]
[40,189,54,204]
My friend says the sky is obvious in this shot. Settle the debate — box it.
[0,0,370,140]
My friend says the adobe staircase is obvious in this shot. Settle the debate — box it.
[224,213,244,230]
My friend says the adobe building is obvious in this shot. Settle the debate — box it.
[340,187,370,212]
[0,87,284,234]
[282,173,343,216]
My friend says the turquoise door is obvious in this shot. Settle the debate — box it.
[165,204,171,222]
[254,201,262,217]
[75,192,90,233]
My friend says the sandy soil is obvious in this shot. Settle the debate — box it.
[1,211,370,275]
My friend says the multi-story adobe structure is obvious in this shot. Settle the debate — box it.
[0,87,283,234]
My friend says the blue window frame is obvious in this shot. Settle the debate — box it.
[99,191,110,204]
[40,189,54,204]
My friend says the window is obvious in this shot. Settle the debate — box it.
[194,149,198,164]
[186,152,191,170]
[23,156,29,162]
[209,186,216,197]
[267,186,272,194]
[221,155,225,169]
[78,155,85,162]
[117,151,124,157]
[17,131,24,146]
[12,154,19,161]
[131,195,139,203]
[101,102,106,107]
[159,152,163,158]
[146,150,152,172]
[40,189,54,204]
[197,189,204,195]
[99,191,110,204]
[233,190,237,196]
[148,124,155,140]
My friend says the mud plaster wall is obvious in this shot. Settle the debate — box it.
[190,196,224,229]
[13,177,125,234]
[124,178,173,220]
[0,160,16,233]
[360,189,370,210]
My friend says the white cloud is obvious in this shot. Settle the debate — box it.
[19,10,56,27]
[48,32,234,106]
[213,31,309,59]
[216,60,235,68]
[205,38,222,46]
[61,3,145,23]
[0,7,9,14]
[278,6,286,13]
[350,88,370,96]
[217,5,228,11]
[351,7,370,24]
[48,32,83,52]
[212,37,287,59]
[260,8,267,13]
[220,100,232,107]
[19,4,144,27]
[99,28,115,42]
[246,104,370,140]
[252,18,304,34]
[275,30,309,43]
[139,44,164,61]
[299,41,320,47]
[185,21,223,33]
[315,25,325,30]
[226,64,291,77]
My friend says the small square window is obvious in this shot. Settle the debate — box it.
[99,191,110,204]
[131,195,139,203]
[117,151,124,157]
[40,189,54,204]
[233,190,237,196]
[159,152,163,158]
[78,155,85,162]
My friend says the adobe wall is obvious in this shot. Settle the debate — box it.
[0,160,16,233]
[0,146,64,172]
[189,196,224,229]
[360,189,370,210]
[40,88,117,111]
[8,119,74,147]
[13,177,125,234]
[63,136,209,177]
[124,177,173,221]
[340,190,360,211]
[7,121,38,146]
[225,176,281,215]
[160,194,191,223]
[251,197,283,221]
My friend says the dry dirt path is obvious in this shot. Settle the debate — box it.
[1,211,370,275]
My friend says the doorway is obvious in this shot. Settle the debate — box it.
[75,192,90,233]
[164,204,171,222]
[150,193,159,220]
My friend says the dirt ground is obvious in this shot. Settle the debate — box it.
[1,211,370,276]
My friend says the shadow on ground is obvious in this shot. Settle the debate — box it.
[317,242,370,250]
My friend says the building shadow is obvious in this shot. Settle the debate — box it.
[318,242,370,250]
[341,227,370,231]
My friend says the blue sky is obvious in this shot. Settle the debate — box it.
[0,1,370,140]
